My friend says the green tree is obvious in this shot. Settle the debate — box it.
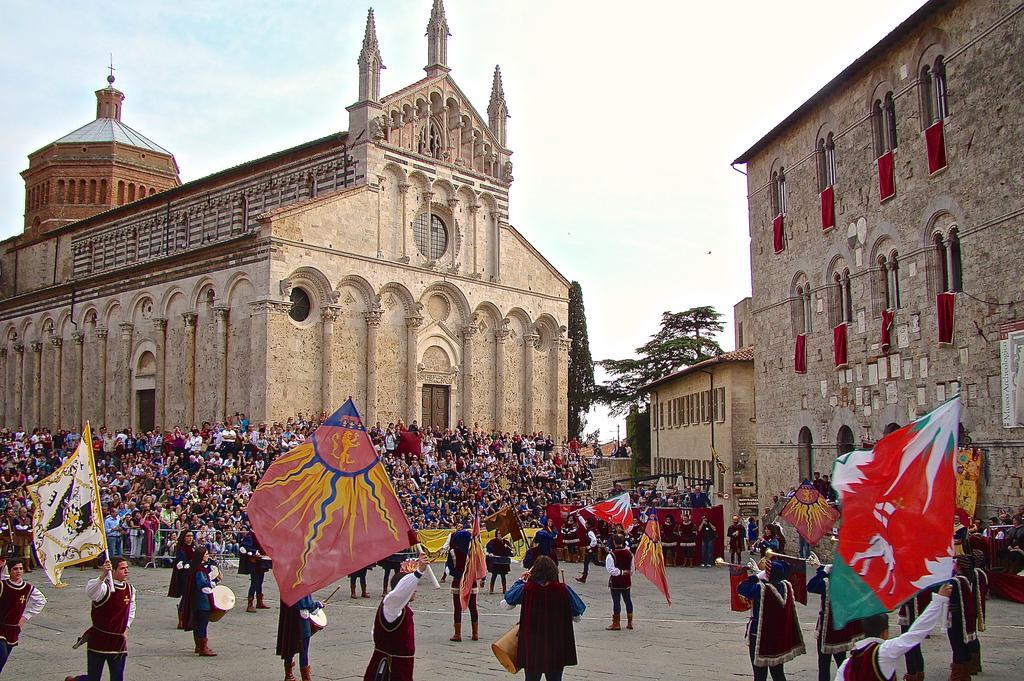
[626,405,651,477]
[567,281,595,440]
[595,306,724,415]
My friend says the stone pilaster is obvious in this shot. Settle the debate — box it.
[30,342,43,428]
[406,315,423,422]
[461,324,477,425]
[469,202,481,277]
[0,348,6,426]
[95,328,108,427]
[50,337,63,429]
[447,197,460,271]
[182,313,197,426]
[12,343,23,428]
[321,307,339,413]
[398,183,412,263]
[364,308,383,424]
[494,325,509,431]
[118,323,133,426]
[247,302,286,424]
[152,318,167,427]
[522,334,539,434]
[72,332,84,428]
[214,307,230,422]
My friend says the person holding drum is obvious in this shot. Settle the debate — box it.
[167,530,196,629]
[486,533,514,594]
[183,547,221,657]
[239,528,271,612]
[276,593,324,681]
[362,554,430,681]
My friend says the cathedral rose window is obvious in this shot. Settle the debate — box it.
[414,212,448,260]
[289,287,312,323]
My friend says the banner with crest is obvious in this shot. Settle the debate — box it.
[26,423,107,586]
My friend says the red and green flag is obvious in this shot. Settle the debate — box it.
[830,397,960,628]
[634,512,672,605]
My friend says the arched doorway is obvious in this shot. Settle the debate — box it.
[837,425,855,458]
[134,350,156,432]
[798,427,813,482]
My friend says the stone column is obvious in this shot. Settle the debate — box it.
[95,328,108,426]
[72,332,84,428]
[214,306,230,422]
[421,190,434,262]
[406,315,423,423]
[50,337,63,429]
[321,307,338,413]
[398,183,411,262]
[118,323,133,427]
[152,318,167,427]
[30,342,42,428]
[447,197,460,271]
[11,344,23,428]
[0,348,7,426]
[493,215,504,282]
[522,334,539,434]
[494,325,509,431]
[182,313,197,427]
[364,308,383,424]
[469,202,481,276]
[461,324,477,425]
[556,336,572,442]
[375,175,385,259]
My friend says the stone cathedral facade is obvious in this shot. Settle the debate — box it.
[0,2,571,437]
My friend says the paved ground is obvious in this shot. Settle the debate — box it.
[11,561,1021,680]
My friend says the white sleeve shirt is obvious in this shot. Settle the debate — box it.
[605,554,622,577]
[85,578,137,628]
[372,572,422,638]
[588,531,598,549]
[834,594,949,680]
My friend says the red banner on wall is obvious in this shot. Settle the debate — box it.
[794,333,807,374]
[820,185,835,230]
[833,323,848,368]
[772,214,785,253]
[925,120,947,174]
[881,309,895,353]
[877,150,895,201]
[937,292,955,344]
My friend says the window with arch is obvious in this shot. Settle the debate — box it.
[817,133,837,190]
[920,55,949,126]
[798,427,813,481]
[770,168,787,217]
[931,227,963,294]
[876,250,901,310]
[829,267,853,327]
[289,287,312,323]
[792,275,812,335]
[413,212,449,260]
[419,120,444,159]
[836,425,855,458]
[872,92,898,157]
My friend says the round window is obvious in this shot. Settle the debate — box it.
[413,212,449,260]
[289,287,312,323]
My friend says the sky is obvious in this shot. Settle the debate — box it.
[0,0,927,440]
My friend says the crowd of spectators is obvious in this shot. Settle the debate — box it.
[0,414,603,568]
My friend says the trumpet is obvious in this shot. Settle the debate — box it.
[714,558,756,573]
[765,548,822,567]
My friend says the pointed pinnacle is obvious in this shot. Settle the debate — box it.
[488,65,507,116]
[427,0,451,36]
[359,7,384,67]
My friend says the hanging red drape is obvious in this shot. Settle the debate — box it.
[880,309,895,353]
[925,120,947,174]
[820,185,835,230]
[877,150,895,201]
[794,333,807,374]
[772,214,785,253]
[937,292,955,343]
[833,323,848,368]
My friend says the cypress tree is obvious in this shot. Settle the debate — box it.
[567,281,595,441]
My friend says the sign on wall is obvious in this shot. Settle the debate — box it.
[999,321,1024,428]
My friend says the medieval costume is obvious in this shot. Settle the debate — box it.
[363,571,424,681]
[575,524,600,583]
[534,523,559,563]
[239,530,271,612]
[897,590,933,680]
[836,591,949,680]
[605,539,634,631]
[661,515,679,567]
[560,516,580,562]
[500,572,586,680]
[63,562,136,681]
[349,563,373,599]
[449,528,478,642]
[277,594,323,681]
[728,517,747,565]
[678,515,697,567]
[379,552,406,596]
[0,560,46,673]
[737,560,806,681]
[486,535,514,594]
[947,554,987,679]
[167,531,196,628]
[807,565,863,681]
[181,548,219,657]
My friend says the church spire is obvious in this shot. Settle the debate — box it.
[357,8,385,102]
[425,0,451,76]
[487,65,508,147]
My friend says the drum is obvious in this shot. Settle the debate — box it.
[491,623,520,673]
[309,608,327,634]
[209,584,236,622]
[209,565,221,581]
[258,557,273,570]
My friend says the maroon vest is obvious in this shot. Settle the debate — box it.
[89,581,134,653]
[364,602,415,681]
[0,580,31,645]
[843,642,891,680]
[609,549,632,590]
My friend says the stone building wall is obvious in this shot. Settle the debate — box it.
[738,0,1024,518]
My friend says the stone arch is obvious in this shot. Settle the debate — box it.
[457,185,476,208]
[382,161,407,183]
[378,282,419,317]
[505,307,533,336]
[56,310,73,338]
[418,334,459,371]
[431,178,456,204]
[127,292,156,324]
[39,315,56,339]
[102,300,124,328]
[160,286,188,318]
[80,304,101,330]
[473,301,503,330]
[407,170,431,192]
[875,403,904,436]
[336,275,379,310]
[283,267,335,306]
[533,313,562,352]
[913,31,949,79]
[419,281,471,328]
[920,197,966,246]
[867,77,898,115]
[190,276,218,309]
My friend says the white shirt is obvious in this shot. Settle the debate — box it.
[605,554,624,576]
[0,570,46,620]
[85,577,137,629]
[587,530,598,549]
[834,594,948,680]
[378,572,421,629]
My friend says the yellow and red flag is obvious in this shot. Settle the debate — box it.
[460,514,488,611]
[778,480,839,545]
[247,398,412,605]
[634,512,672,605]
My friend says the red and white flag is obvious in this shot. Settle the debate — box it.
[582,492,634,529]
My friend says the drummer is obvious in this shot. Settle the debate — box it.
[183,546,221,657]
[239,528,271,612]
[277,593,324,681]
[167,530,195,629]
[486,533,514,594]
